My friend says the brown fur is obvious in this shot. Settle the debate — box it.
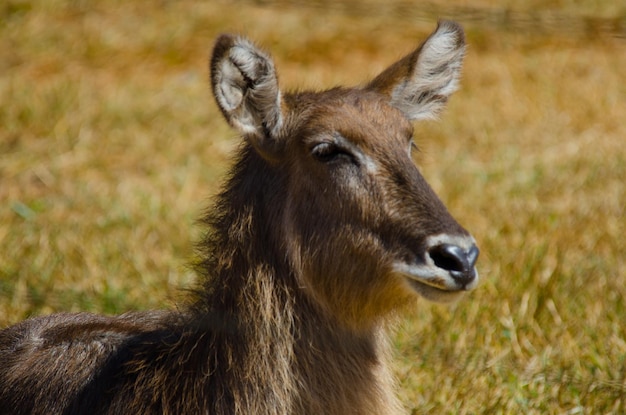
[0,21,477,415]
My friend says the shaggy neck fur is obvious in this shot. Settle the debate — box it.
[189,143,403,415]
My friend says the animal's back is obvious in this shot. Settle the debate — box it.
[0,311,177,415]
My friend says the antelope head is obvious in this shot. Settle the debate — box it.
[211,21,479,328]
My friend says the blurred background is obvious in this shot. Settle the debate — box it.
[1,0,625,413]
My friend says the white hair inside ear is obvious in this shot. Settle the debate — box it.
[368,21,466,121]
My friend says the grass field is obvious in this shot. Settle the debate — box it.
[1,0,625,413]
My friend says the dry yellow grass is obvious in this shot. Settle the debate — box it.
[1,1,625,413]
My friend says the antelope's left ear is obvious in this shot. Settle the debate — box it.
[210,34,285,161]
[367,20,466,121]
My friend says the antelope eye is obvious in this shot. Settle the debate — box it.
[311,142,353,163]
[409,140,417,156]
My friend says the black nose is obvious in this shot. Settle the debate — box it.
[428,243,479,286]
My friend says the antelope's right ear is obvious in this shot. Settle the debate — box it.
[210,34,284,161]
[367,20,466,121]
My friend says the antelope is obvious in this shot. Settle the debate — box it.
[0,20,479,415]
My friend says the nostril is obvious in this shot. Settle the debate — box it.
[467,245,480,268]
[428,244,469,273]
[426,241,479,287]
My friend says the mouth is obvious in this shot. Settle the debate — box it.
[403,275,468,303]
[392,260,479,303]
[391,233,479,302]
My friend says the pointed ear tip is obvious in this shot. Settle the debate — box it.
[437,19,463,32]
[215,33,235,41]
[213,33,236,48]
[210,34,235,66]
[211,33,254,57]
[210,34,249,81]
[436,20,466,44]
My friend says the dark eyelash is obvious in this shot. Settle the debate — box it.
[311,142,354,163]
